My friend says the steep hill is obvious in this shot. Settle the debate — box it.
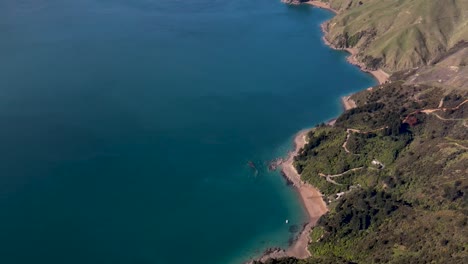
[321,0,468,72]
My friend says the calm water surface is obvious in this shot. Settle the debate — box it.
[0,0,374,263]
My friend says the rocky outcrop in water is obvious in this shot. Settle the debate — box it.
[281,0,308,5]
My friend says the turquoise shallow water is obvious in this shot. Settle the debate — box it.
[0,0,374,263]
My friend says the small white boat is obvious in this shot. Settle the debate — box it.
[285,219,289,224]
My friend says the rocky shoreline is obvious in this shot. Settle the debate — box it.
[283,0,389,84]
[318,18,389,85]
[249,1,391,263]
[248,129,328,263]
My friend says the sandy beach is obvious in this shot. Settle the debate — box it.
[256,130,328,262]
[282,130,328,258]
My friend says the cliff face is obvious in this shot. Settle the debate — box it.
[321,0,468,73]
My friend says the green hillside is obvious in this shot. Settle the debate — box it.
[254,1,468,263]
[321,0,468,72]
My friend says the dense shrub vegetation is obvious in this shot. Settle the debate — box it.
[258,81,467,263]
[307,83,467,263]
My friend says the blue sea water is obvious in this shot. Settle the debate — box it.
[0,0,375,263]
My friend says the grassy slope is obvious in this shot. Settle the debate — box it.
[321,0,468,72]
[403,43,468,89]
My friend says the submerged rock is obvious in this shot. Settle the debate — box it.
[267,157,284,171]
[247,161,259,176]
[288,224,300,233]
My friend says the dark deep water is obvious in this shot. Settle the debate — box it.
[0,0,375,263]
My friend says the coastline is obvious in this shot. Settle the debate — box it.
[280,130,328,258]
[255,1,391,262]
[255,130,328,262]
[305,1,389,85]
[309,1,388,112]
[341,95,357,111]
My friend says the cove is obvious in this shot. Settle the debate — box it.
[0,0,375,263]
